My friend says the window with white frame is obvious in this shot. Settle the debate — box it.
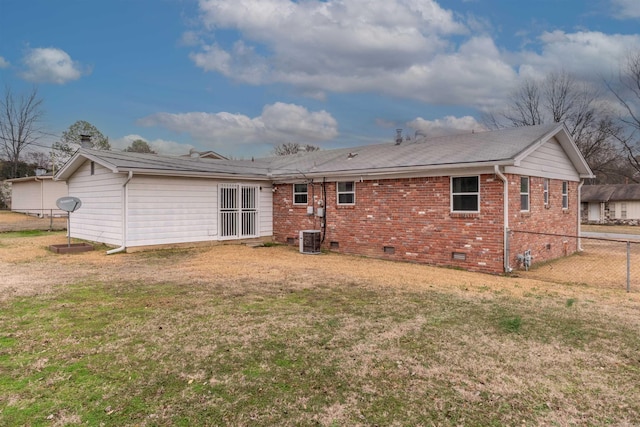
[543,178,549,207]
[337,181,355,205]
[451,176,479,212]
[621,202,627,219]
[562,181,569,209]
[520,176,530,211]
[293,183,308,205]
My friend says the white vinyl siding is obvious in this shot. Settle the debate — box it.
[9,179,67,215]
[259,186,273,237]
[508,137,580,181]
[614,201,640,219]
[67,160,125,246]
[127,176,218,246]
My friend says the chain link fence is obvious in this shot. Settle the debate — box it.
[0,209,68,232]
[510,229,640,293]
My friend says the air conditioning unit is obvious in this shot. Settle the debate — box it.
[299,230,321,254]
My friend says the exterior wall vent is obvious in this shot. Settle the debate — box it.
[330,241,339,249]
[286,237,295,245]
[383,246,395,254]
[299,230,321,254]
[452,252,467,261]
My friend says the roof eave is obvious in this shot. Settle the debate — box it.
[272,160,515,181]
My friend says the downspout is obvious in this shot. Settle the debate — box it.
[34,176,44,217]
[494,165,512,273]
[578,180,584,251]
[107,171,133,255]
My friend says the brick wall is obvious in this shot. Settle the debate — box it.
[272,174,580,274]
[274,175,504,273]
[507,176,579,270]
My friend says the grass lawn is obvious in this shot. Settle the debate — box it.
[1,232,640,426]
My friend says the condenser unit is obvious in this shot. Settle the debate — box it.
[299,230,321,254]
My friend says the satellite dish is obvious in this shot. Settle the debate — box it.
[56,196,82,213]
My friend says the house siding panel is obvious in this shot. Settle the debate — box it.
[508,137,580,181]
[67,161,125,245]
[126,176,218,246]
[259,187,273,237]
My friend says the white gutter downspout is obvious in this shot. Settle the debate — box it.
[107,171,133,255]
[578,179,584,251]
[34,176,44,217]
[494,165,512,273]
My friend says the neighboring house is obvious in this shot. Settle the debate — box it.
[55,123,593,273]
[5,174,68,216]
[581,184,640,225]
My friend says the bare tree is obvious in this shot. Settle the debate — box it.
[273,142,320,156]
[484,71,621,182]
[0,86,44,178]
[607,51,640,181]
[52,120,110,166]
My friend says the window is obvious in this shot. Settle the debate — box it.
[451,176,479,212]
[621,202,627,219]
[520,176,530,211]
[293,183,308,205]
[90,161,95,175]
[543,178,549,207]
[562,181,569,209]
[337,181,355,205]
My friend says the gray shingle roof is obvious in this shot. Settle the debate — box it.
[56,123,591,181]
[582,184,640,202]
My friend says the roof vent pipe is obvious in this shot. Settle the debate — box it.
[79,134,92,149]
[395,129,403,145]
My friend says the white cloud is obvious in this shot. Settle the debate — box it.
[20,47,88,84]
[137,102,339,152]
[0,56,9,68]
[187,0,519,106]
[518,31,640,81]
[408,115,485,137]
[611,0,640,19]
[111,134,195,156]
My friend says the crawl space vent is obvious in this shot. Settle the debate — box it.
[452,252,467,261]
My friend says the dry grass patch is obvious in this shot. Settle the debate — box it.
[2,234,640,425]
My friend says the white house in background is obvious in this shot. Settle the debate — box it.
[54,149,273,252]
[6,174,68,216]
[581,184,640,225]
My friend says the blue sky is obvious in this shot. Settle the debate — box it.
[1,0,639,159]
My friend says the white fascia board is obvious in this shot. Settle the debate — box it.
[117,168,271,181]
[55,151,120,180]
[271,161,513,183]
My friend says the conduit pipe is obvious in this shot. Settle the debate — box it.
[494,165,512,273]
[578,179,584,251]
[107,171,133,255]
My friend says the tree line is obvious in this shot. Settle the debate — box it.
[2,51,640,182]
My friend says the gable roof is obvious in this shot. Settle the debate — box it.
[262,123,593,179]
[582,184,640,202]
[55,123,594,181]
